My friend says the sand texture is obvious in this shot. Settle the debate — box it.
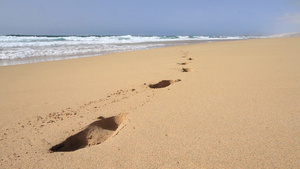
[0,37,300,168]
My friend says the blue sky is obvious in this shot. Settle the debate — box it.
[0,0,299,35]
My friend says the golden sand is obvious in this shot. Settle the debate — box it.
[0,37,299,168]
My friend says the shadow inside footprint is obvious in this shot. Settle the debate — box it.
[149,79,181,89]
[182,68,192,72]
[49,114,126,152]
[177,62,189,65]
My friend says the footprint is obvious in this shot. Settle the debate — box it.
[182,68,192,72]
[49,114,127,152]
[148,79,181,89]
[177,62,189,65]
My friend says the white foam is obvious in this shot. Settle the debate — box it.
[0,35,256,65]
[0,35,249,48]
[0,43,165,60]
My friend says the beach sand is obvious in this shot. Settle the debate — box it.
[0,37,299,168]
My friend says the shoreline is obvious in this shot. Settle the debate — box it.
[0,39,243,66]
[0,37,299,168]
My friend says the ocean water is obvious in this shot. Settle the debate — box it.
[0,35,257,66]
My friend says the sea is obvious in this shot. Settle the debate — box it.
[0,35,259,66]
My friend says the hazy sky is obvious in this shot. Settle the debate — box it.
[0,0,299,35]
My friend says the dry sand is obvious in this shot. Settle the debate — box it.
[0,37,299,168]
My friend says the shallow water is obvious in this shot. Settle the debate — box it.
[0,35,256,66]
